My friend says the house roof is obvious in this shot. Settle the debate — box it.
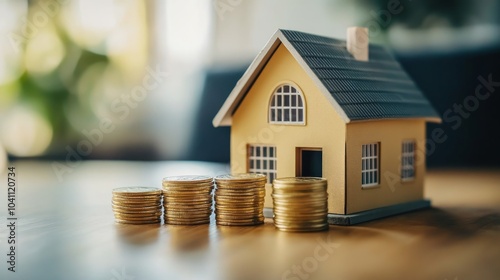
[213,29,442,127]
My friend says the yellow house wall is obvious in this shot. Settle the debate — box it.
[230,44,347,214]
[345,120,427,214]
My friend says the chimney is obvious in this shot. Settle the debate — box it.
[346,27,369,61]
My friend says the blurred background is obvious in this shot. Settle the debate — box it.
[0,0,499,168]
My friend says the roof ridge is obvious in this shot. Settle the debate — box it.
[279,28,386,49]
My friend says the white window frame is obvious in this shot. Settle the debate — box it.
[361,143,380,188]
[248,144,277,184]
[269,84,305,125]
[401,140,416,181]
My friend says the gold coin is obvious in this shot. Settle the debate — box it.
[164,216,210,224]
[274,216,327,223]
[273,208,327,215]
[164,191,212,196]
[112,202,162,208]
[115,219,161,224]
[165,219,210,225]
[112,187,162,196]
[165,200,212,205]
[215,195,264,200]
[165,209,212,215]
[165,209,212,216]
[164,190,212,196]
[215,173,267,183]
[274,220,328,226]
[165,208,212,213]
[216,192,265,197]
[216,181,265,187]
[216,215,263,221]
[162,175,213,184]
[273,199,328,207]
[216,219,264,225]
[215,203,262,208]
[164,203,212,209]
[165,194,212,199]
[113,212,162,218]
[216,220,264,226]
[165,216,211,221]
[163,184,212,189]
[273,177,326,185]
[216,185,265,190]
[163,187,213,193]
[215,185,265,191]
[163,183,213,189]
[215,204,263,209]
[114,215,162,222]
[164,195,211,200]
[113,194,162,199]
[112,197,162,204]
[272,201,327,207]
[114,214,162,221]
[113,208,163,215]
[274,218,328,225]
[164,206,212,212]
[216,203,263,208]
[163,181,213,187]
[275,225,328,232]
[273,208,327,216]
[215,200,263,205]
[113,192,162,198]
[215,199,264,205]
[164,198,212,203]
[112,203,162,209]
[272,189,327,196]
[112,205,162,212]
[272,201,327,208]
[215,209,263,215]
[164,198,211,203]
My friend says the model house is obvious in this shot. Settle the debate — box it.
[213,27,441,225]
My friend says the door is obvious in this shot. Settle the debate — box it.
[296,148,323,177]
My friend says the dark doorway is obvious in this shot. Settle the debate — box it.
[298,149,323,177]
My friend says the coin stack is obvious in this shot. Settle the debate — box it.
[162,175,214,225]
[214,173,267,226]
[112,187,163,224]
[272,177,329,232]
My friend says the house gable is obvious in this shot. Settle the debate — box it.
[213,30,350,127]
[214,29,442,127]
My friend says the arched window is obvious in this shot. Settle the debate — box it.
[269,84,305,124]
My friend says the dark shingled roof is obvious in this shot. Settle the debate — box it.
[280,29,440,121]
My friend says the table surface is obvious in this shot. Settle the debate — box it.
[0,160,499,280]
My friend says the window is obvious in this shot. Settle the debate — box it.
[269,84,305,124]
[401,141,416,181]
[362,143,379,187]
[248,145,277,184]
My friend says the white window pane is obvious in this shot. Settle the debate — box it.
[249,145,277,184]
[268,85,305,124]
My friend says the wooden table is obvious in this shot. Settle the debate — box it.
[1,161,499,280]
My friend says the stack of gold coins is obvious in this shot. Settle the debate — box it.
[214,173,266,226]
[112,187,163,224]
[272,177,328,232]
[162,175,214,225]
